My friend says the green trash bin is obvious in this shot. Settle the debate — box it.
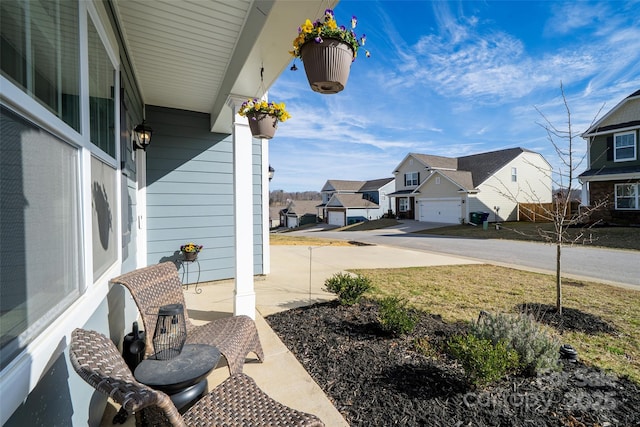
[469,212,482,225]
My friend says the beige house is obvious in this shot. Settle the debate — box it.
[391,148,552,223]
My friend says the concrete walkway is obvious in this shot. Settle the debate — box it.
[102,243,479,426]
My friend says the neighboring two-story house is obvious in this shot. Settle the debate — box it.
[391,148,552,223]
[320,178,395,226]
[579,90,640,225]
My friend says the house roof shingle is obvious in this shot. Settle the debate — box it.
[434,170,475,190]
[411,153,458,170]
[285,200,321,216]
[579,165,640,178]
[323,180,365,192]
[457,147,531,187]
[359,177,394,192]
[322,178,395,193]
[329,193,380,208]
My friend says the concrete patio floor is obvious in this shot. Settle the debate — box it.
[101,243,480,425]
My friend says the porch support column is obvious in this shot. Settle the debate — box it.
[261,138,271,275]
[227,95,256,319]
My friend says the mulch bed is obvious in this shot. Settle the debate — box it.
[266,299,640,426]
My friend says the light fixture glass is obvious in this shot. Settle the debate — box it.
[133,120,153,150]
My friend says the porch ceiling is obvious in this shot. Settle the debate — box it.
[114,0,336,134]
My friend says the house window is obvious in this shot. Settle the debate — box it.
[511,167,517,182]
[0,106,82,369]
[0,0,81,131]
[614,131,636,162]
[405,172,419,186]
[399,198,409,212]
[435,176,441,185]
[88,15,115,156]
[92,157,117,280]
[615,183,639,210]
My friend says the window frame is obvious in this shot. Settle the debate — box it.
[613,131,637,162]
[399,198,409,212]
[0,1,123,419]
[615,183,639,210]
[405,172,419,186]
[511,167,517,182]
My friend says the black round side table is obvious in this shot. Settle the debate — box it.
[134,344,220,412]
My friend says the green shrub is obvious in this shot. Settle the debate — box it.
[447,334,519,385]
[377,296,418,336]
[472,312,560,376]
[323,272,371,305]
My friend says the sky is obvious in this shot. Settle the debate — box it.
[267,0,640,192]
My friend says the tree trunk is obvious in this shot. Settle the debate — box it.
[556,243,562,315]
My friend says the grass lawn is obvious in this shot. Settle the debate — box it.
[271,232,640,382]
[270,233,353,246]
[352,264,640,383]
[417,222,640,251]
[274,219,640,251]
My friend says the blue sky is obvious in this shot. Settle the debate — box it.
[268,0,640,192]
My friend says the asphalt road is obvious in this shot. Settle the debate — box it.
[290,222,640,289]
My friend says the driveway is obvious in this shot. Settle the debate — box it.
[290,221,640,289]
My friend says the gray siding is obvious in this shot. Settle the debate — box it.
[146,106,264,281]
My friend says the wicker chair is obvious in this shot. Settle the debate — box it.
[110,262,264,375]
[69,328,324,426]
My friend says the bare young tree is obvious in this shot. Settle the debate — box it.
[531,84,609,314]
[492,84,606,314]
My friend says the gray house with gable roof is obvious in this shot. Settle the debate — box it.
[391,148,552,223]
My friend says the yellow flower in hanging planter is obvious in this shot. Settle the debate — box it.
[238,98,290,139]
[238,98,291,122]
[290,8,369,94]
[290,9,369,60]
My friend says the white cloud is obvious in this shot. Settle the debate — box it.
[544,2,608,35]
[267,0,640,191]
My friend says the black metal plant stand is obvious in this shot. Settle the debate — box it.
[178,257,201,294]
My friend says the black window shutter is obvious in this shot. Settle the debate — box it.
[606,136,614,161]
[404,174,408,186]
[417,172,420,184]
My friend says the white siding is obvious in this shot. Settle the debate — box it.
[475,152,552,221]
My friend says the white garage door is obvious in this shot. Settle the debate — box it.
[328,211,345,226]
[419,199,461,223]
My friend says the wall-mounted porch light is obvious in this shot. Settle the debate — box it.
[133,120,153,151]
[268,165,275,181]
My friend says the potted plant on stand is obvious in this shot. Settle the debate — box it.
[180,242,203,261]
[291,8,369,94]
[238,99,291,139]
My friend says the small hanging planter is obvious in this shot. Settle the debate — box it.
[246,112,278,139]
[239,99,291,139]
[300,38,354,94]
[291,8,369,95]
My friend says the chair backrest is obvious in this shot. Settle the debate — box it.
[69,328,184,426]
[110,262,192,357]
